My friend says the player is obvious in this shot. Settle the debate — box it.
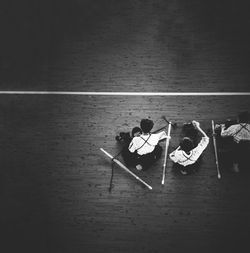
[218,111,250,172]
[169,120,209,175]
[128,119,168,170]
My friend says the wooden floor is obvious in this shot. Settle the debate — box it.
[1,1,250,253]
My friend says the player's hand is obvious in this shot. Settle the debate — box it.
[192,120,200,128]
[215,124,224,130]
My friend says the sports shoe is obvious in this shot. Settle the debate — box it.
[180,169,188,175]
[115,135,122,141]
[232,163,240,173]
[136,164,143,171]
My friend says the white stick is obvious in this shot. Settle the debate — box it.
[100,148,153,190]
[161,123,172,185]
[211,120,221,179]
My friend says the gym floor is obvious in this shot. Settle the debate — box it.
[1,1,250,253]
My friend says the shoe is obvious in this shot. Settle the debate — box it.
[180,169,188,175]
[136,164,143,171]
[115,136,122,141]
[232,163,240,173]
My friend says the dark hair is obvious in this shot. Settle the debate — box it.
[132,127,142,137]
[180,137,194,153]
[140,119,154,133]
[238,111,250,123]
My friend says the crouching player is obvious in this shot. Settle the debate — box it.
[218,111,250,173]
[169,120,209,175]
[127,119,168,171]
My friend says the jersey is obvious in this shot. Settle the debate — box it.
[221,123,250,143]
[128,131,167,156]
[169,137,209,167]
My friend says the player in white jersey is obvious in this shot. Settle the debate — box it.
[169,121,209,175]
[218,111,250,172]
[128,119,168,170]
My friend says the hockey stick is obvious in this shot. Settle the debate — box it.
[152,124,169,133]
[161,122,172,185]
[161,116,177,129]
[211,120,221,179]
[100,148,153,190]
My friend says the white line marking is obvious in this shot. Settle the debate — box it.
[0,91,250,96]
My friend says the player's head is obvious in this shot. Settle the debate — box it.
[140,119,154,133]
[180,137,194,153]
[132,127,142,137]
[238,111,250,123]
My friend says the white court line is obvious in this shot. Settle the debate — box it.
[0,91,250,96]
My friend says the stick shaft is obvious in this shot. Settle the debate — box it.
[162,116,177,128]
[152,124,169,134]
[100,148,113,159]
[211,120,221,178]
[100,148,152,190]
[162,123,172,184]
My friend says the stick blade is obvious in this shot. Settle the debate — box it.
[161,178,165,185]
